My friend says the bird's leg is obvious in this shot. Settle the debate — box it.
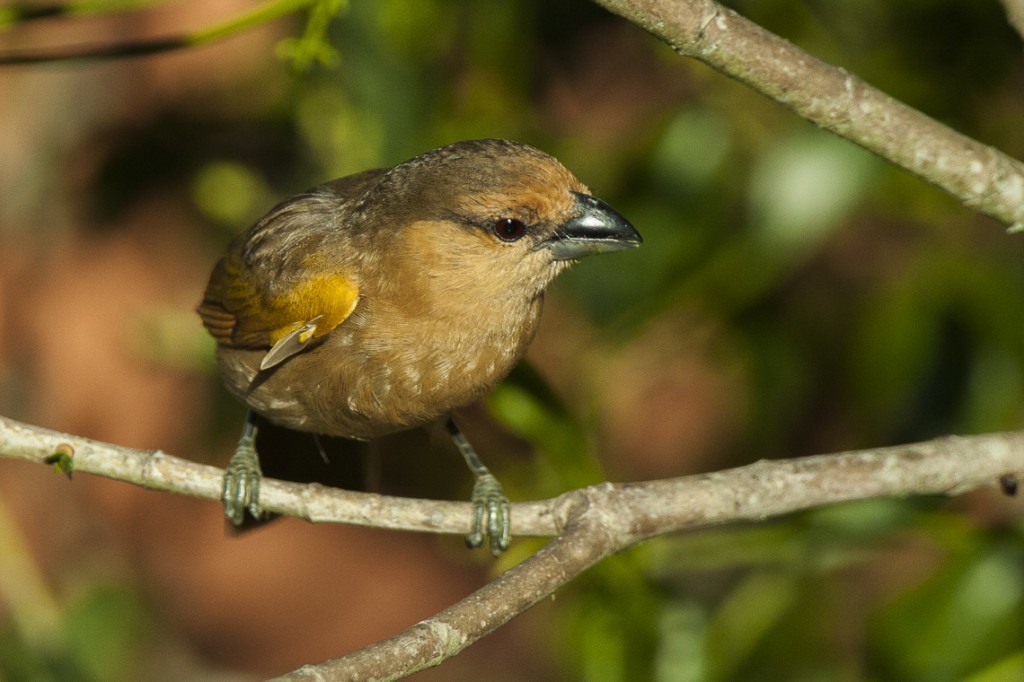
[222,411,264,525]
[446,417,511,557]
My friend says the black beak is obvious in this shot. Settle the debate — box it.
[542,192,642,261]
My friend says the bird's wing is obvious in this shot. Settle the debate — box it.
[198,170,385,369]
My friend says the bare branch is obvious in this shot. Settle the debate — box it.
[1003,0,1024,40]
[0,415,560,538]
[3,414,1022,679]
[272,433,1024,681]
[271,517,604,682]
[592,0,1024,230]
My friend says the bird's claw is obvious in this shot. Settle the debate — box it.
[466,472,511,557]
[222,434,264,526]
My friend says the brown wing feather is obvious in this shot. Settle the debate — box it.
[198,169,386,350]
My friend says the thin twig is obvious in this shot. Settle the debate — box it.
[0,0,317,65]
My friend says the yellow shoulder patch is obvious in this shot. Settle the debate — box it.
[260,273,360,370]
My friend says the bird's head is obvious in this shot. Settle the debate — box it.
[362,139,641,300]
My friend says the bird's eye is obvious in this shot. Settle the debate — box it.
[493,217,527,242]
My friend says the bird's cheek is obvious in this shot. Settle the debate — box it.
[520,249,569,292]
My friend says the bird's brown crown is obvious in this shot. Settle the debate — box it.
[349,139,588,242]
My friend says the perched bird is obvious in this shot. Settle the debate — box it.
[198,139,641,555]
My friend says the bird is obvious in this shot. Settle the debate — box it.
[198,139,641,555]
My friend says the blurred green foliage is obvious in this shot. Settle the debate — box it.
[0,584,151,682]
[1,0,1023,680]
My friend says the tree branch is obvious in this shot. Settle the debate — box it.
[2,414,1022,679]
[592,0,1024,230]
[1003,0,1024,40]
[270,434,1023,681]
[0,415,561,537]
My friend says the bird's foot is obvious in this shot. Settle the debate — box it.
[222,423,264,526]
[466,471,511,557]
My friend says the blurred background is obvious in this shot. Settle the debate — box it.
[1,0,1023,680]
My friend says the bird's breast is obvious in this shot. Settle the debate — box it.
[333,293,544,427]
[224,292,544,439]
